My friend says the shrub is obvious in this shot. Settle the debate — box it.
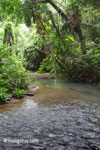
[37,56,53,73]
[24,45,46,71]
[0,47,28,104]
[0,47,28,90]
[13,88,25,99]
[0,88,10,104]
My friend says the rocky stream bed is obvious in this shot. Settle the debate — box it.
[0,76,100,150]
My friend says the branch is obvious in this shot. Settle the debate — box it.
[32,0,69,22]
[31,0,86,54]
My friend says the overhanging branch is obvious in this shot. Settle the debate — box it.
[32,0,69,22]
[31,0,86,54]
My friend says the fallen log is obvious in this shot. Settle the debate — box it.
[24,93,34,96]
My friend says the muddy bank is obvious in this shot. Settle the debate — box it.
[9,84,39,103]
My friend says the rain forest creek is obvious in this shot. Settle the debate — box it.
[0,75,100,150]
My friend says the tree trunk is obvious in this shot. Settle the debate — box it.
[33,0,86,54]
[74,25,86,54]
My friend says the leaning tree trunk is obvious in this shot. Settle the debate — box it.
[35,0,86,54]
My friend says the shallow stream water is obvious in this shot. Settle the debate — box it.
[0,78,100,150]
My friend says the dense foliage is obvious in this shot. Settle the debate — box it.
[24,44,46,71]
[0,46,28,104]
[0,21,28,104]
[20,0,100,83]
